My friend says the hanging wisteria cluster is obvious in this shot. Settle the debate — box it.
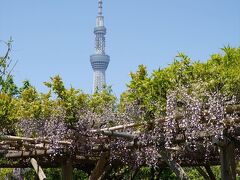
[14,87,240,168]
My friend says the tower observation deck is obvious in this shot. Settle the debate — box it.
[90,0,110,93]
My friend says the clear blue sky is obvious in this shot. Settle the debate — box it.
[1,0,240,96]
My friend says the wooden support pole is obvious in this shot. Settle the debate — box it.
[159,149,190,180]
[204,165,216,180]
[99,165,112,180]
[30,158,46,180]
[89,153,108,180]
[195,167,210,180]
[62,158,73,180]
[220,141,236,180]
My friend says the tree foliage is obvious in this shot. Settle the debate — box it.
[120,46,240,119]
[0,39,19,132]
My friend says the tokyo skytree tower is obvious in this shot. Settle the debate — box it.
[90,0,110,93]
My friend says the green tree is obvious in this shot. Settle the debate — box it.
[0,39,18,96]
[120,46,240,120]
[0,39,18,132]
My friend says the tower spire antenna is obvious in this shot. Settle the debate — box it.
[98,0,103,15]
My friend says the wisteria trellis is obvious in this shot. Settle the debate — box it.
[8,87,239,170]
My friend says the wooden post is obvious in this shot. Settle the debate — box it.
[62,158,73,180]
[195,167,210,180]
[89,153,108,180]
[159,149,189,180]
[30,158,46,180]
[220,141,236,180]
[99,165,113,180]
[204,165,216,180]
[130,166,141,180]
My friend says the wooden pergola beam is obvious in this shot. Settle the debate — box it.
[0,135,71,145]
[5,150,53,158]
[101,131,136,140]
[90,122,141,133]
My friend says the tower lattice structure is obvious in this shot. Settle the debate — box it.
[90,0,110,93]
